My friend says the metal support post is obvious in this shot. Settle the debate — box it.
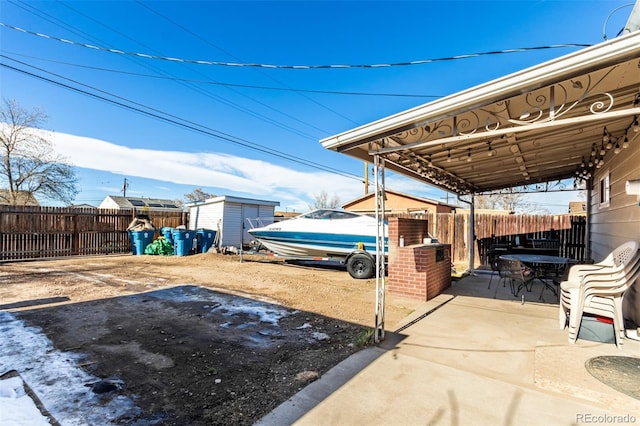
[373,154,386,343]
[469,193,475,273]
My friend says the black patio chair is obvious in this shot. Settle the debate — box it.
[487,244,510,289]
[497,258,533,297]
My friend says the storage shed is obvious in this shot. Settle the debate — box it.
[187,195,280,249]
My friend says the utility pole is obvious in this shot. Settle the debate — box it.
[122,178,129,197]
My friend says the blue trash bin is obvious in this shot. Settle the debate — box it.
[128,230,134,254]
[161,227,174,244]
[130,230,155,255]
[196,229,217,253]
[172,229,196,256]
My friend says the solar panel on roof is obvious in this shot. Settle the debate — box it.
[127,199,146,206]
[163,204,179,209]
[148,203,163,207]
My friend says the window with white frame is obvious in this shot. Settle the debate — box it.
[599,171,610,207]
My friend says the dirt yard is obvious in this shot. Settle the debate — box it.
[0,253,421,425]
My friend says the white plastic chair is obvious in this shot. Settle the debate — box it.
[575,261,640,348]
[558,241,640,348]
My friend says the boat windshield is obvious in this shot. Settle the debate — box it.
[300,210,362,220]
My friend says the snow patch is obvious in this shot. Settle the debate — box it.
[311,332,330,341]
[0,375,50,425]
[209,297,289,325]
[0,312,139,425]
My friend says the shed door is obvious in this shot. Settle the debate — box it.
[241,205,259,247]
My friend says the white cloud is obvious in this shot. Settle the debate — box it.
[44,129,365,208]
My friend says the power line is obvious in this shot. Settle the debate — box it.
[0,22,592,69]
[3,3,324,140]
[2,2,365,183]
[3,50,444,98]
[54,0,331,137]
[133,0,361,126]
[1,57,364,182]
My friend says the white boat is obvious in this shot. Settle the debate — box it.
[247,209,387,278]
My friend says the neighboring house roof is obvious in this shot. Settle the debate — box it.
[98,195,182,211]
[342,189,458,210]
[0,190,39,206]
[455,209,512,215]
[569,201,587,213]
[69,203,97,209]
[275,211,301,218]
[321,31,640,196]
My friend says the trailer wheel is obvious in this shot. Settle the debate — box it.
[347,253,374,279]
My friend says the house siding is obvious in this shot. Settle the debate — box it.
[258,205,276,222]
[223,203,243,248]
[189,203,223,233]
[252,205,276,244]
[590,140,640,325]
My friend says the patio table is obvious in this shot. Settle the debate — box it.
[499,254,571,300]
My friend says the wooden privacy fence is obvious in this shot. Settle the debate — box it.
[1,206,587,267]
[393,212,587,268]
[0,206,188,261]
[472,213,587,266]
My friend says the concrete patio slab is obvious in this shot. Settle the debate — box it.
[257,272,640,426]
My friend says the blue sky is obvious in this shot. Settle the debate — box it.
[0,0,634,212]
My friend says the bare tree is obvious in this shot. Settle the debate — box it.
[474,193,500,210]
[475,191,549,214]
[496,192,525,212]
[310,190,341,209]
[184,188,215,203]
[0,98,78,205]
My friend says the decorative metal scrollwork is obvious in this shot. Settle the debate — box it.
[478,180,573,195]
[393,71,619,144]
[589,92,614,114]
[455,112,479,136]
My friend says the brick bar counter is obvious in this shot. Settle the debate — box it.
[387,217,452,301]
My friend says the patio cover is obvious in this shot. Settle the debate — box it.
[321,31,640,196]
